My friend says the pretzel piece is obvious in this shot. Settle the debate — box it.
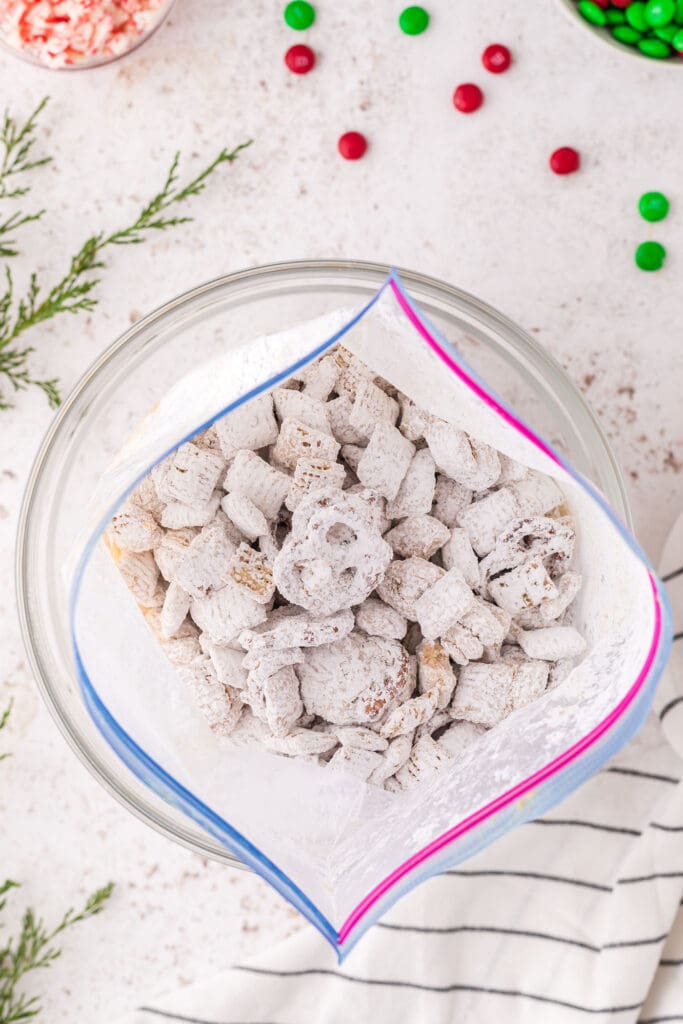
[479,517,575,594]
[488,558,559,615]
[274,489,392,615]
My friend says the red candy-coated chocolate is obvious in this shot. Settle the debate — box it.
[592,0,609,7]
[482,43,511,73]
[338,131,367,160]
[453,83,484,113]
[549,146,580,175]
[610,0,633,7]
[285,44,315,74]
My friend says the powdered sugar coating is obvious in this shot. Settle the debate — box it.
[110,346,585,790]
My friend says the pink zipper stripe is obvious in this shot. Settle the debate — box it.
[388,279,563,467]
[339,573,662,944]
[337,281,663,946]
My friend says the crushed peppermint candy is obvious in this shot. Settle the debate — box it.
[0,0,173,68]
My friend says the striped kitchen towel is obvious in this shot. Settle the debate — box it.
[117,516,683,1024]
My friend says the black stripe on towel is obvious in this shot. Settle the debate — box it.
[651,824,683,833]
[446,868,612,892]
[639,1018,683,1023]
[662,565,683,584]
[619,872,683,885]
[234,966,641,1015]
[661,697,683,721]
[378,922,668,952]
[606,767,680,785]
[139,1009,283,1024]
[529,819,641,837]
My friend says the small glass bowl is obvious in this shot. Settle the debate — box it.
[0,0,175,70]
[556,0,683,65]
[16,259,631,868]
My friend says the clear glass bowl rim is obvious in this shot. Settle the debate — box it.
[15,257,631,869]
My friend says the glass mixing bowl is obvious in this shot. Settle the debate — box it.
[16,259,630,869]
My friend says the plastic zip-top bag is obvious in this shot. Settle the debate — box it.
[69,271,671,958]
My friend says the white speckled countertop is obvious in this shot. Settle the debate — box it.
[1,1,682,1020]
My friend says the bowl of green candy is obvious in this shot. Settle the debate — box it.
[560,0,683,62]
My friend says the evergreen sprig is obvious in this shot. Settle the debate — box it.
[0,97,50,260]
[0,104,251,408]
[0,883,114,1023]
[0,703,114,1022]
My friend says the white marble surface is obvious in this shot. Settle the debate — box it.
[1,0,682,1020]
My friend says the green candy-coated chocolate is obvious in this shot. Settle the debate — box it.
[612,23,643,43]
[635,241,666,271]
[645,0,676,25]
[654,23,678,40]
[638,35,672,54]
[578,0,607,25]
[626,1,649,30]
[284,0,315,30]
[676,0,683,23]
[673,25,683,45]
[399,5,429,34]
[606,9,626,23]
[639,191,670,222]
